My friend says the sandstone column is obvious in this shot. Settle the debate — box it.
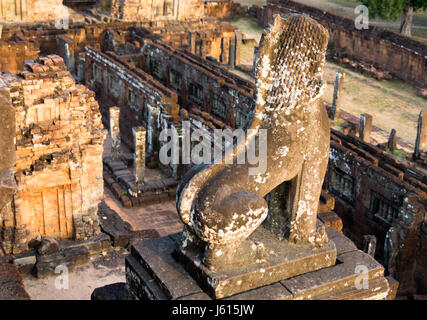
[189,32,196,55]
[388,129,397,152]
[228,38,236,69]
[414,110,427,159]
[330,71,345,120]
[21,0,27,19]
[362,235,376,258]
[359,113,373,142]
[109,106,121,161]
[220,37,228,64]
[234,30,242,67]
[133,126,146,187]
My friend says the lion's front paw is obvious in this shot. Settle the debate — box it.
[308,225,329,248]
[289,224,328,248]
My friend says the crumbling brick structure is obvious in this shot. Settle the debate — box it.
[85,46,179,155]
[85,36,253,175]
[263,0,427,87]
[0,0,69,23]
[0,55,106,255]
[0,18,237,81]
[205,0,248,19]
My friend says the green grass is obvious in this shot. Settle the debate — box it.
[233,0,266,6]
[343,82,361,94]
[334,118,346,130]
[223,17,264,41]
[329,0,359,7]
[384,147,407,160]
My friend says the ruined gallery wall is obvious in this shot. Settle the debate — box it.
[325,129,427,294]
[326,130,427,248]
[133,38,256,177]
[56,24,133,79]
[110,0,205,21]
[205,0,234,19]
[0,22,135,77]
[264,0,427,87]
[0,20,236,78]
[135,38,253,128]
[0,56,106,255]
[192,27,237,62]
[85,46,179,154]
[416,228,427,293]
[132,22,237,64]
[85,36,254,177]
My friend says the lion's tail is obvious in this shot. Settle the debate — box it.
[176,162,224,226]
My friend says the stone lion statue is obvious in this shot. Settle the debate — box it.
[177,14,331,271]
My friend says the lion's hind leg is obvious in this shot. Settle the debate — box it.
[288,159,328,247]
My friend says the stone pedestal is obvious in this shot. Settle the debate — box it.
[359,113,373,142]
[330,71,345,120]
[220,37,228,64]
[175,226,336,299]
[387,129,397,151]
[132,126,146,187]
[235,30,242,67]
[414,110,427,158]
[189,32,196,55]
[125,224,398,300]
[228,38,236,69]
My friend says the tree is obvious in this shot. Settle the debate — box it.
[360,0,427,37]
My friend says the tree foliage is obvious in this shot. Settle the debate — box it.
[360,0,427,20]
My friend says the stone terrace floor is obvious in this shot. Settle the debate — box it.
[102,132,183,236]
[104,187,183,237]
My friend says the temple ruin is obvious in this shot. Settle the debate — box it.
[0,0,426,301]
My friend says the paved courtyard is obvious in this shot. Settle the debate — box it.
[104,187,183,237]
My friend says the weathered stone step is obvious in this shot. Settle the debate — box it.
[126,234,396,300]
[130,237,204,300]
[113,169,132,178]
[125,255,168,300]
[0,256,30,300]
[33,246,90,278]
[104,159,128,172]
[280,250,385,300]
[315,277,389,300]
